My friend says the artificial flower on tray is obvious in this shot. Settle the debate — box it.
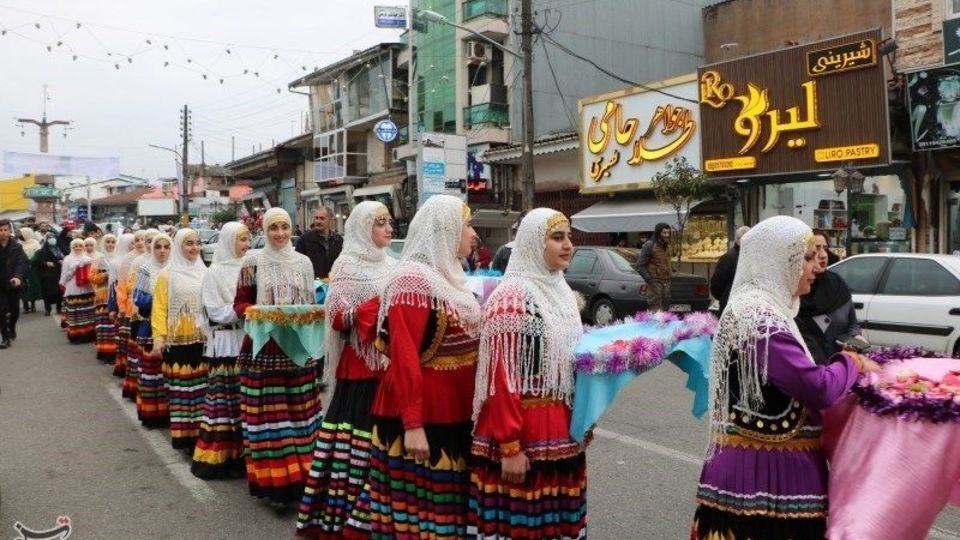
[852,346,960,424]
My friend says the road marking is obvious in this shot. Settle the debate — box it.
[593,428,703,466]
[105,384,218,504]
[596,428,960,539]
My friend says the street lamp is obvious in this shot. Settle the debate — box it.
[148,143,188,225]
[832,166,865,196]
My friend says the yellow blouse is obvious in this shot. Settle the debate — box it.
[151,272,205,346]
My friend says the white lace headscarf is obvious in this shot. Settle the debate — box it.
[203,222,247,319]
[134,232,170,294]
[119,230,148,284]
[19,227,40,258]
[129,229,160,287]
[377,195,482,366]
[324,201,396,380]
[83,237,106,270]
[110,233,135,286]
[707,215,814,457]
[242,208,314,305]
[62,238,91,272]
[473,208,582,418]
[166,228,207,329]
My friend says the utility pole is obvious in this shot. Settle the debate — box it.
[520,0,536,212]
[180,104,190,226]
[18,85,70,153]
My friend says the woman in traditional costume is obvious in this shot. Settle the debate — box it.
[107,233,134,367]
[151,228,208,452]
[113,231,147,388]
[297,201,395,538]
[691,215,879,540]
[59,238,96,343]
[19,227,41,313]
[133,232,171,428]
[365,194,482,539]
[469,208,586,539]
[36,232,63,317]
[233,208,324,509]
[88,235,117,363]
[191,222,250,479]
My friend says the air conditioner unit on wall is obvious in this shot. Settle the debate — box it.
[465,41,492,65]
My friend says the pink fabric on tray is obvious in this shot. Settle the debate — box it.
[823,358,960,540]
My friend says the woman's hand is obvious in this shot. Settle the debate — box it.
[848,351,881,373]
[404,427,430,462]
[500,452,530,484]
[150,338,165,358]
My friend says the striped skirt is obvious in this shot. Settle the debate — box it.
[163,342,208,451]
[136,331,169,428]
[122,321,141,400]
[191,355,245,479]
[94,304,117,363]
[63,293,96,344]
[366,417,472,540]
[113,316,130,378]
[297,378,379,539]
[238,337,323,504]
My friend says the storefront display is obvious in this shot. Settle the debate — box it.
[679,214,728,262]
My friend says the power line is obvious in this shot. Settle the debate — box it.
[539,37,577,132]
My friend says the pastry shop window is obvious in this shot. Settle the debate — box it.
[847,175,910,255]
[679,201,729,263]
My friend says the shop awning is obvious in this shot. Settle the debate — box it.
[571,198,683,233]
[472,209,521,228]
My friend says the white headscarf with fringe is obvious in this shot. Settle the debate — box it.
[472,208,582,418]
[134,232,170,296]
[165,228,207,330]
[111,233,135,286]
[376,195,482,367]
[707,215,814,458]
[203,222,247,318]
[323,201,396,381]
[243,208,314,305]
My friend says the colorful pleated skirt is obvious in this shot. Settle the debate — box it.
[63,292,96,344]
[163,342,208,451]
[366,416,472,539]
[191,354,245,479]
[297,378,379,539]
[94,303,117,363]
[238,337,324,504]
[468,400,588,540]
[113,316,130,378]
[122,320,141,400]
[136,323,168,428]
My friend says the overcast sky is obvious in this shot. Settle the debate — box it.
[0,0,402,180]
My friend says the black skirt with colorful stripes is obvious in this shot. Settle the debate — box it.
[163,342,208,451]
[136,323,168,428]
[122,320,141,400]
[238,337,323,504]
[191,355,245,479]
[113,316,130,378]
[296,378,378,539]
[365,416,473,539]
[63,292,96,344]
[94,303,117,363]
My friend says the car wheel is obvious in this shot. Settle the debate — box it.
[591,297,617,326]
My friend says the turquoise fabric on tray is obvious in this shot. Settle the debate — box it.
[569,319,712,443]
[244,305,326,367]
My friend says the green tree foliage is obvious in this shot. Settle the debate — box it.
[651,156,712,263]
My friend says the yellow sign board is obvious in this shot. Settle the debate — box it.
[813,144,880,163]
[704,157,757,172]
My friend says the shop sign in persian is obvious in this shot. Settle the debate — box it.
[906,64,960,151]
[579,74,701,194]
[699,29,890,179]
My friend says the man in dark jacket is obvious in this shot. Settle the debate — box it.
[636,222,673,312]
[709,225,751,315]
[0,219,29,348]
[296,206,343,280]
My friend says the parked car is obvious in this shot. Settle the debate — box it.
[829,253,960,355]
[564,246,710,325]
[196,228,218,244]
[246,235,300,259]
[200,232,219,265]
[388,239,405,257]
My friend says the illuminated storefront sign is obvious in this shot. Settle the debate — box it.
[698,29,890,179]
[579,75,701,194]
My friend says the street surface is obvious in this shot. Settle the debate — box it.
[1,312,960,539]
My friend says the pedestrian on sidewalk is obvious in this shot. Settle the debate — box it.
[691,216,880,540]
[59,238,95,344]
[296,201,396,538]
[18,226,42,314]
[0,219,28,349]
[133,232,170,428]
[296,206,342,280]
[234,208,323,510]
[637,222,673,312]
[191,222,249,479]
[36,232,63,317]
[469,208,588,539]
[365,195,482,538]
[151,229,208,452]
[709,225,750,315]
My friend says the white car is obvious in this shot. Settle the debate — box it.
[829,253,960,355]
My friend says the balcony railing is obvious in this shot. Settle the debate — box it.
[464,103,509,128]
[463,0,508,21]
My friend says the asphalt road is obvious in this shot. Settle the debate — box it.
[1,312,959,539]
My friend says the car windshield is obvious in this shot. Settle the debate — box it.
[606,248,639,273]
[198,230,217,242]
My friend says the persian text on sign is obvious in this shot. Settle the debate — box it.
[806,40,876,77]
